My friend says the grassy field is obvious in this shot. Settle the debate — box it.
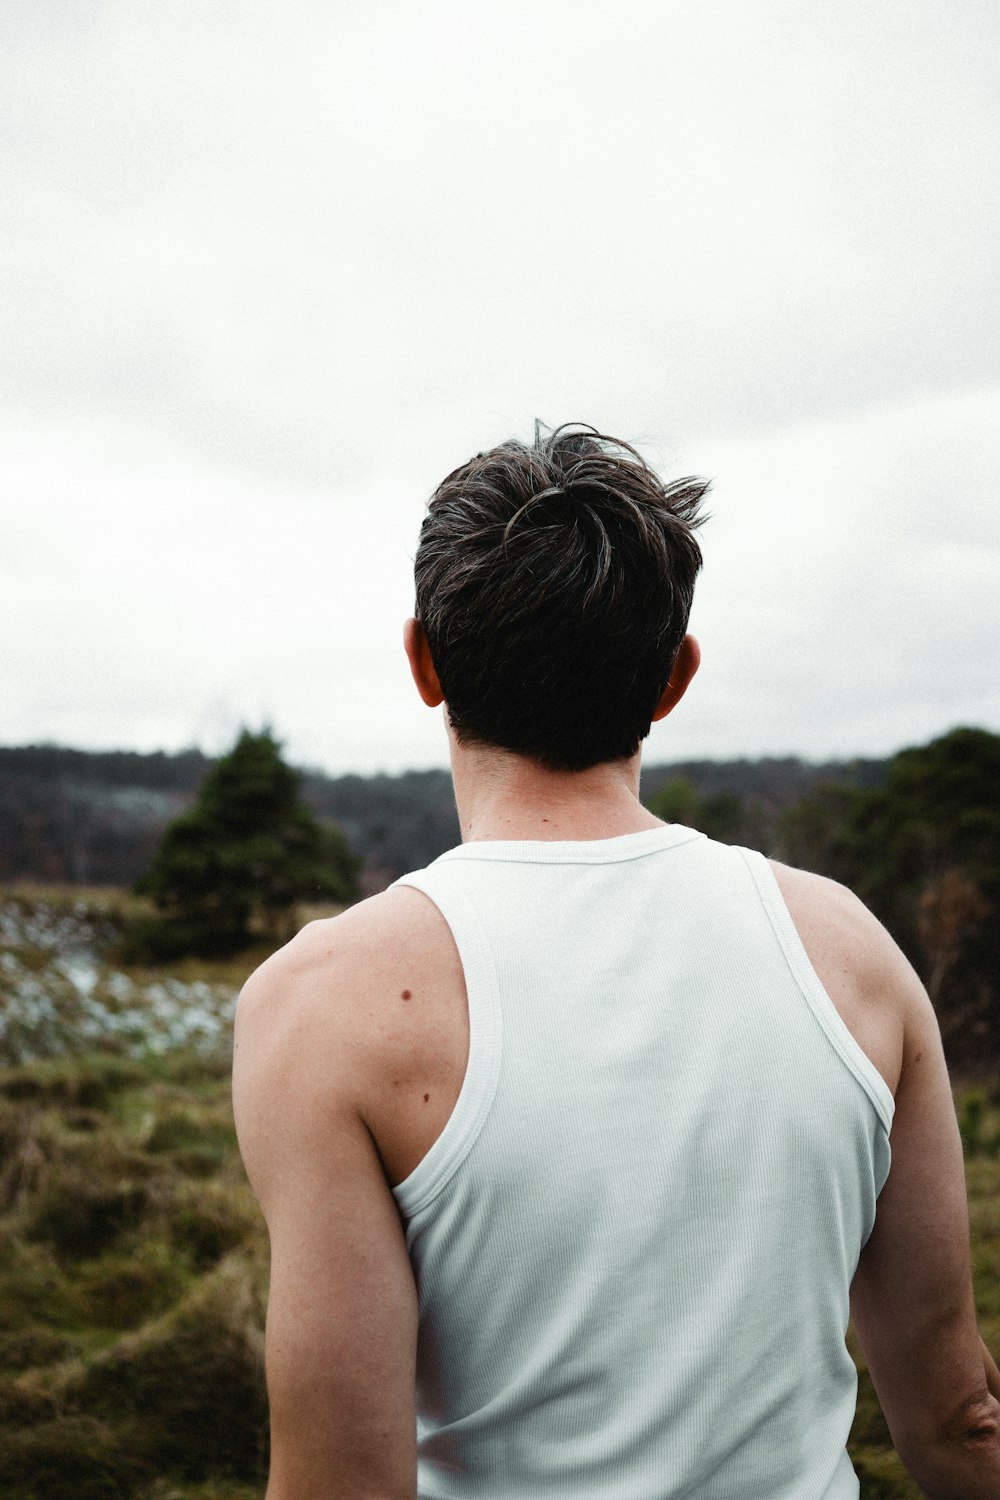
[0,889,997,1498]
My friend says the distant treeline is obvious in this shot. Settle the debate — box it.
[0,741,885,890]
[2,732,1000,1070]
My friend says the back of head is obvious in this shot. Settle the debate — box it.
[414,424,709,771]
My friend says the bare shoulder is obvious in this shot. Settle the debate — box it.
[237,884,459,1053]
[232,891,428,1493]
[238,884,452,1015]
[767,860,919,1096]
[233,884,468,1195]
[770,859,886,953]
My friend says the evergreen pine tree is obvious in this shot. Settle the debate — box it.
[135,729,360,957]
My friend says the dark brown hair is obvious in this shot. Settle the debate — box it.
[414,423,708,771]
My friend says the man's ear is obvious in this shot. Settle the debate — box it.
[403,618,444,707]
[651,634,700,722]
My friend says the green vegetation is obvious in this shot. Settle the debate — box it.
[1,888,998,1496]
[0,1050,268,1498]
[0,890,265,1497]
[3,1045,997,1496]
[646,729,1000,1074]
[645,774,771,849]
[1,723,998,1493]
[133,730,360,960]
[0,739,886,890]
[829,728,1000,1071]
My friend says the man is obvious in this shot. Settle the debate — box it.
[233,425,1000,1498]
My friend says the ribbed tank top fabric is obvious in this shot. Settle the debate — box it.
[390,827,894,1500]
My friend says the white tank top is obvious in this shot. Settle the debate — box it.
[392,826,893,1500]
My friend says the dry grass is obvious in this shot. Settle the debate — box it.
[0,1051,269,1498]
[0,887,269,1497]
[1,884,143,914]
[1,886,997,1498]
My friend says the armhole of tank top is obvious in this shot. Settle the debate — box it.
[738,847,895,1136]
[388,871,504,1219]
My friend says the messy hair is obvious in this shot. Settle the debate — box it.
[414,423,708,771]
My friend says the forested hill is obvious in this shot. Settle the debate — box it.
[5,733,1000,1068]
[0,742,886,890]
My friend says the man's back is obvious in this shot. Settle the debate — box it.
[381,827,891,1498]
[235,817,1000,1498]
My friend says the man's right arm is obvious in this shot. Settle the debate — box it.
[848,922,1000,1498]
[772,860,1000,1496]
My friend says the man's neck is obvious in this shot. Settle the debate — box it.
[448,736,663,844]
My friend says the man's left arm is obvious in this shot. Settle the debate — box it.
[233,938,418,1500]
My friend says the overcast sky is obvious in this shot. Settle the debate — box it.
[2,1,998,774]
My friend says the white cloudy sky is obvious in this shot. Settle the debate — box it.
[2,1,998,773]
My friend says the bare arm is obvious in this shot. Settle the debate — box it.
[772,862,1000,1497]
[233,925,418,1500]
[850,961,1000,1498]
